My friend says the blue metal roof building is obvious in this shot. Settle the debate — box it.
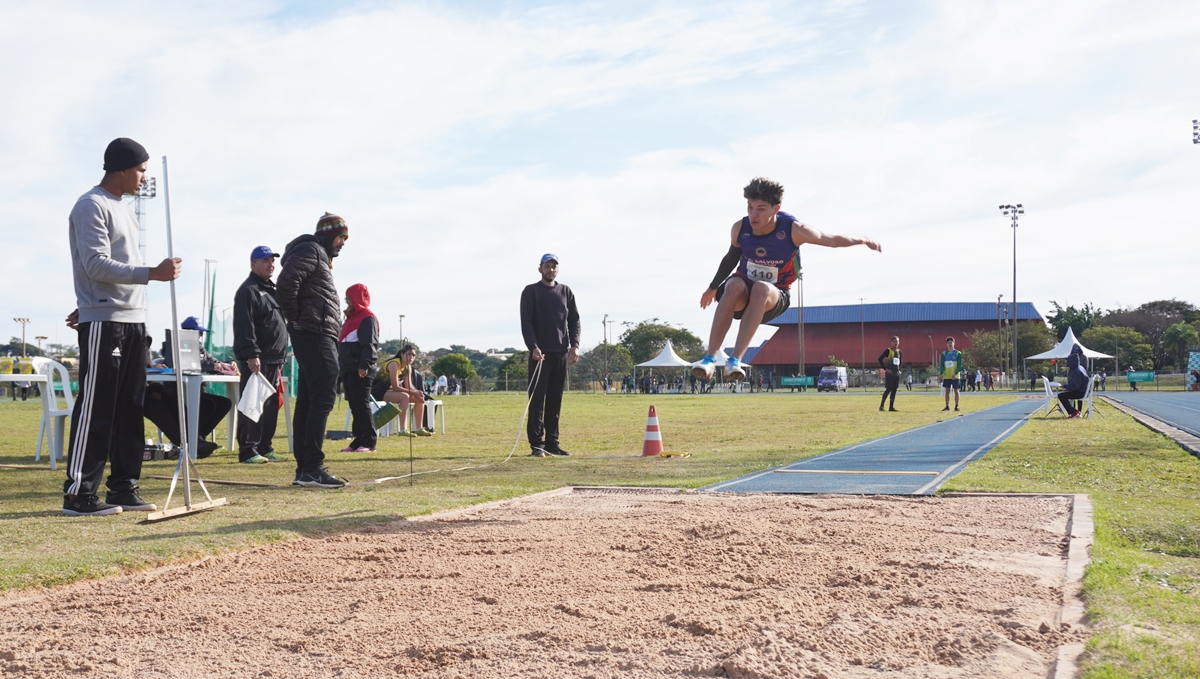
[767,302,1042,326]
[752,302,1044,369]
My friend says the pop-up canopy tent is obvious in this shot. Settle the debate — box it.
[636,340,692,368]
[633,340,693,390]
[1026,327,1113,361]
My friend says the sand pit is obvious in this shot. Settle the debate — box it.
[0,490,1088,678]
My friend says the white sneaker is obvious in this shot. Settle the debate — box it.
[691,354,717,379]
[725,356,746,381]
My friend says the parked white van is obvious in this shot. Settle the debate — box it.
[817,366,849,392]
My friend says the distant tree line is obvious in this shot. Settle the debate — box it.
[965,298,1200,372]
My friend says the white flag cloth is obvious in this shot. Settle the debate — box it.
[237,371,275,423]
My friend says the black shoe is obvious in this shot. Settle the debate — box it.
[879,405,885,412]
[942,406,950,412]
[293,467,346,488]
[954,407,960,412]
[529,447,548,458]
[196,440,219,459]
[105,489,157,511]
[545,444,571,457]
[63,495,122,516]
[889,407,898,412]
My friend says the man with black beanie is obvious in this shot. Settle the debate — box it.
[64,137,182,516]
[277,213,349,488]
[520,253,580,457]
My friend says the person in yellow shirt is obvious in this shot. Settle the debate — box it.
[940,336,963,412]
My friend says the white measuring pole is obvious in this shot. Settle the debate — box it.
[162,156,193,507]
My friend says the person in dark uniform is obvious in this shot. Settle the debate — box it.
[64,137,182,516]
[520,253,580,457]
[878,336,902,412]
[233,245,289,464]
[1058,345,1089,418]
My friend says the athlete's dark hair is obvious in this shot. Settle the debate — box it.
[743,177,784,206]
[891,336,899,342]
[395,344,416,358]
[945,336,955,343]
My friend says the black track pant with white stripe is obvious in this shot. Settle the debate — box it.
[64,321,147,497]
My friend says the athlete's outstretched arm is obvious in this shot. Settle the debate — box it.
[792,222,882,252]
[700,222,743,309]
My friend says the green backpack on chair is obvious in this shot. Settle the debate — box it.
[373,402,402,430]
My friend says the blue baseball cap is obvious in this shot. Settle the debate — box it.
[540,253,559,264]
[250,245,280,261]
[182,316,208,333]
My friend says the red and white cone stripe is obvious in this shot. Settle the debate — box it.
[641,405,664,456]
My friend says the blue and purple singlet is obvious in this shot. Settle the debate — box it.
[734,211,800,290]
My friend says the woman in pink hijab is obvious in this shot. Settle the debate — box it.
[338,283,379,452]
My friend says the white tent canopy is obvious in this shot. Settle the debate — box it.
[1026,327,1114,360]
[636,340,692,367]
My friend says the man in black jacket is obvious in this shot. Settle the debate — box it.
[520,253,580,457]
[277,213,349,488]
[233,245,289,464]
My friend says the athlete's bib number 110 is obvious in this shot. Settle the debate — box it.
[745,261,778,283]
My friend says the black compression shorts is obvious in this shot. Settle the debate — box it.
[716,276,791,324]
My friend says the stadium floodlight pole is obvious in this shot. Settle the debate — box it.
[602,313,611,388]
[1000,204,1023,388]
[13,318,30,358]
[797,271,805,381]
[132,177,157,265]
[928,334,934,383]
[35,336,47,356]
[1193,119,1199,144]
[398,314,404,344]
[859,298,867,391]
[996,295,1004,379]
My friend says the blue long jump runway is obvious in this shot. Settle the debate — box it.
[707,399,1036,496]
[1111,392,1200,438]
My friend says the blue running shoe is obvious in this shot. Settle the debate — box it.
[725,356,746,381]
[691,354,717,379]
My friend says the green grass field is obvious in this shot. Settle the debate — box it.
[2,389,1198,676]
[944,400,1200,678]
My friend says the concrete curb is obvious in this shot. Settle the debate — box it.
[1101,396,1200,458]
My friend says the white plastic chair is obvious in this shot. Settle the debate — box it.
[423,399,445,433]
[36,360,75,470]
[1040,376,1065,418]
[1082,375,1103,419]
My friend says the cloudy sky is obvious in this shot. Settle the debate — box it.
[4,0,1198,355]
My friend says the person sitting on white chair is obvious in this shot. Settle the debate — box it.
[1058,344,1089,419]
[372,344,432,436]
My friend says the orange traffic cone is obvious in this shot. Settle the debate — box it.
[641,405,664,457]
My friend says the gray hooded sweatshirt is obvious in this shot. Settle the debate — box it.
[69,186,151,323]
